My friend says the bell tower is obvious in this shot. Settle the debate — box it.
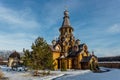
[59,10,75,56]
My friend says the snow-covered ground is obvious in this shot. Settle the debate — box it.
[55,68,120,80]
[0,65,120,80]
[0,65,90,80]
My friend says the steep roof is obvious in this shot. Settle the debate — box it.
[62,10,71,27]
[9,51,20,59]
[59,10,74,31]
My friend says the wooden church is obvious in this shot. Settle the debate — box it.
[50,10,98,70]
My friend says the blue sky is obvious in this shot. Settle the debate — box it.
[0,0,120,57]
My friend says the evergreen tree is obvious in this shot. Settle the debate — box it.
[22,49,32,68]
[23,37,54,70]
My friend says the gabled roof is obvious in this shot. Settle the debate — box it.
[9,51,20,59]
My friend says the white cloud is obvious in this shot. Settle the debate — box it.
[94,48,120,57]
[0,4,40,29]
[107,24,120,33]
[0,32,37,51]
[85,36,120,57]
[0,4,40,51]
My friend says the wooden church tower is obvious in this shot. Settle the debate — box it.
[58,10,75,56]
[50,10,98,70]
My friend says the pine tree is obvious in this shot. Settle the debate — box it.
[23,37,54,71]
[22,49,32,69]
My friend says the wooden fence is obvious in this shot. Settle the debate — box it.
[98,62,120,69]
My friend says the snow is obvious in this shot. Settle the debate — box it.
[0,66,63,80]
[0,65,120,80]
[55,67,120,80]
